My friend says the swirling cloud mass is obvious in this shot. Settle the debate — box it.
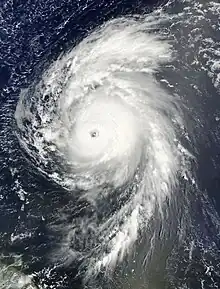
[15,13,193,286]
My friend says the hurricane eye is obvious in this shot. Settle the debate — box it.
[90,130,99,138]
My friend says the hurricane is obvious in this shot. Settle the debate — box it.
[14,11,192,285]
[0,0,220,289]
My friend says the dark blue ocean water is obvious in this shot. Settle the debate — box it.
[0,0,220,288]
